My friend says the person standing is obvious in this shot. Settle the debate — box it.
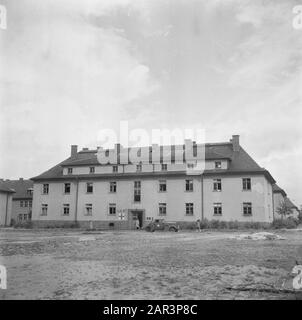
[196,219,201,232]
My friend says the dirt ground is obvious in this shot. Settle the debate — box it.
[0,228,302,300]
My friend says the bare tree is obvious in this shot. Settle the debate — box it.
[276,200,293,219]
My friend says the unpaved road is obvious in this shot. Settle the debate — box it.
[0,229,301,300]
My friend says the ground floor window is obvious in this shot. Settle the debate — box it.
[18,214,29,221]
[243,202,252,215]
[41,204,48,216]
[185,203,194,216]
[159,203,167,216]
[63,204,70,216]
[85,204,93,216]
[108,203,116,215]
[213,203,222,215]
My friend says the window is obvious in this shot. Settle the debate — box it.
[215,161,222,169]
[159,180,167,192]
[185,203,194,216]
[109,181,117,193]
[85,204,92,216]
[24,201,28,207]
[136,164,142,172]
[29,200,32,207]
[86,182,93,193]
[213,179,222,191]
[112,165,118,173]
[134,181,141,202]
[242,178,251,191]
[161,164,167,171]
[67,167,73,174]
[63,183,70,194]
[63,204,70,216]
[185,179,193,192]
[213,203,222,215]
[89,167,95,174]
[108,203,116,215]
[41,204,48,216]
[159,203,167,216]
[20,201,23,207]
[187,163,195,169]
[243,202,252,216]
[27,188,33,195]
[43,184,49,194]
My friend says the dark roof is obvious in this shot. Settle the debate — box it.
[31,141,275,183]
[0,179,33,199]
[272,184,287,197]
[0,182,16,194]
[284,197,299,210]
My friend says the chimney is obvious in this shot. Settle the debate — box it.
[231,135,240,152]
[71,145,78,158]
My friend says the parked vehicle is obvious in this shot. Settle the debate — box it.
[144,219,179,232]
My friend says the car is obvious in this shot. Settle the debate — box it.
[144,219,179,232]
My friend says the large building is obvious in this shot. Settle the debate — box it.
[31,135,276,229]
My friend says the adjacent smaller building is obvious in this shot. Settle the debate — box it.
[0,182,15,226]
[272,184,299,219]
[2,179,34,224]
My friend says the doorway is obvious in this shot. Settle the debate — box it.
[130,210,144,229]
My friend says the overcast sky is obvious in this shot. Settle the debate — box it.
[0,0,301,205]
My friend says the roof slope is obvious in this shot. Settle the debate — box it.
[0,182,16,194]
[31,141,274,183]
[284,197,299,210]
[0,179,33,198]
[272,184,287,197]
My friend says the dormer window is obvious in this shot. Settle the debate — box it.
[215,161,222,169]
[67,168,73,174]
[89,167,95,174]
[187,163,195,169]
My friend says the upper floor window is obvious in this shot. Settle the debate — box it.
[134,181,141,202]
[20,201,23,207]
[89,167,95,174]
[108,203,116,215]
[67,167,73,174]
[243,202,252,216]
[24,201,28,207]
[85,204,92,216]
[136,164,142,172]
[42,184,49,194]
[185,203,194,216]
[41,204,48,216]
[159,180,167,192]
[185,179,193,192]
[159,203,167,216]
[112,165,118,173]
[29,200,32,207]
[215,161,222,169]
[63,204,70,216]
[242,178,251,191]
[213,179,221,192]
[109,181,117,193]
[161,164,167,171]
[64,183,71,194]
[86,182,93,193]
[213,203,222,215]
